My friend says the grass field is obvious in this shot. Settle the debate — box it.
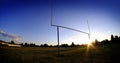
[0,44,120,63]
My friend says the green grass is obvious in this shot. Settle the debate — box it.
[0,44,120,63]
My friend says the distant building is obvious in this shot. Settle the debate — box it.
[7,43,21,47]
[0,40,21,47]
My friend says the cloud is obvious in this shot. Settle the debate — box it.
[0,30,21,42]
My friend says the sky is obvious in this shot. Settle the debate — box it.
[0,0,120,45]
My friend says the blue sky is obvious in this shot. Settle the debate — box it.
[0,0,120,45]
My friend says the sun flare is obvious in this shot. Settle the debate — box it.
[62,33,111,45]
[86,41,92,45]
[83,39,92,46]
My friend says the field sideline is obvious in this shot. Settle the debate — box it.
[0,45,119,63]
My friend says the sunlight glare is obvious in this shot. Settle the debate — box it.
[62,34,93,45]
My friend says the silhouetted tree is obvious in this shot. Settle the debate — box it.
[40,44,44,47]
[21,43,24,46]
[11,40,14,44]
[24,43,29,47]
[30,43,36,47]
[101,39,109,45]
[49,45,53,47]
[114,35,120,43]
[43,43,48,47]
[111,34,114,41]
[70,42,75,47]
[115,35,119,39]
[110,35,120,44]
[60,44,69,47]
[94,39,99,46]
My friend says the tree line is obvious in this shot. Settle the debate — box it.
[21,35,120,47]
[93,34,120,46]
[1,34,120,47]
[20,34,120,47]
[20,42,79,47]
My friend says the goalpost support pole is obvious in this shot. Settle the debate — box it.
[57,26,60,56]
